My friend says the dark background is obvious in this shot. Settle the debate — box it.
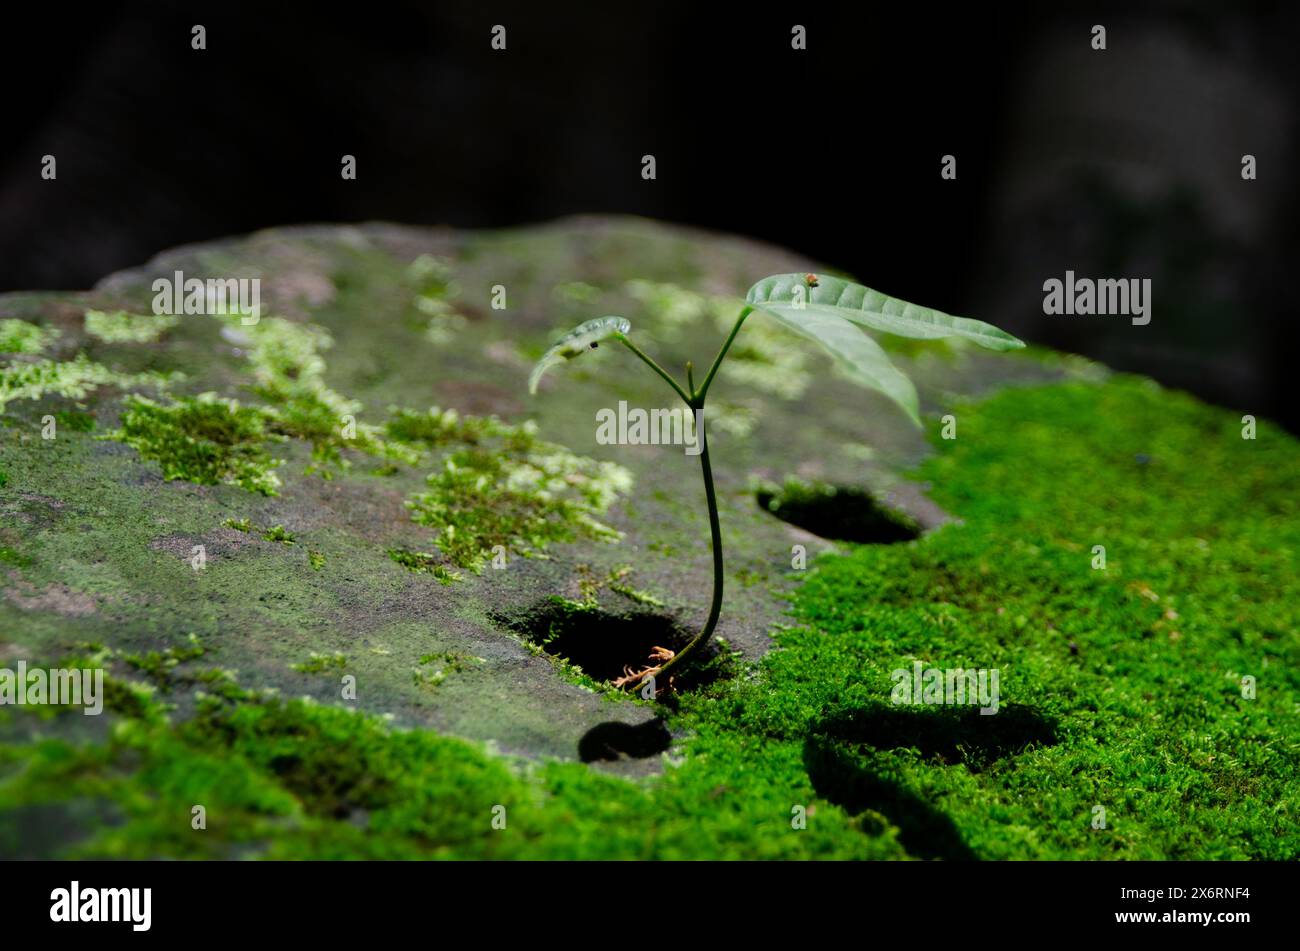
[2,1,1296,429]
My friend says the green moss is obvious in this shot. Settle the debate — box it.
[0,318,60,355]
[3,362,1294,859]
[84,309,179,344]
[551,280,602,308]
[308,550,326,571]
[384,406,492,448]
[753,377,1300,858]
[239,317,412,472]
[261,525,294,545]
[53,410,95,432]
[224,517,253,533]
[290,652,347,674]
[413,652,478,690]
[576,564,665,608]
[404,255,468,344]
[108,393,282,495]
[0,546,31,567]
[121,635,206,692]
[405,419,632,572]
[622,279,722,338]
[387,549,463,585]
[0,354,169,413]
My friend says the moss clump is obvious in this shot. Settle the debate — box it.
[413,652,477,689]
[406,255,466,345]
[384,406,491,448]
[308,550,325,571]
[405,419,632,572]
[0,354,169,413]
[0,319,60,355]
[121,635,206,692]
[568,563,664,608]
[622,279,721,338]
[290,652,347,674]
[109,393,282,495]
[388,549,463,585]
[605,565,666,608]
[84,309,179,344]
[239,317,412,473]
[0,545,31,567]
[53,410,96,432]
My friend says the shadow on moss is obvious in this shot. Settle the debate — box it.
[803,704,1059,860]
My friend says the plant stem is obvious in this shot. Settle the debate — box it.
[617,335,692,407]
[616,314,755,691]
[651,417,723,686]
[695,305,752,401]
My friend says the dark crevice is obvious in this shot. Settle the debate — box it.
[491,598,729,692]
[756,481,921,543]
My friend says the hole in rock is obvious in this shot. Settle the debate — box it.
[492,599,727,692]
[756,481,921,543]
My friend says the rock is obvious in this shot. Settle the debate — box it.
[0,215,1083,771]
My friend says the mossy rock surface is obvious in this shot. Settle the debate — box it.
[3,217,1293,859]
[0,217,1072,765]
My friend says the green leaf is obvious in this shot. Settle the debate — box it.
[528,316,631,395]
[746,274,1025,351]
[752,305,920,426]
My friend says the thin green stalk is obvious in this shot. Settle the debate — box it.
[616,324,739,691]
[617,335,692,407]
[651,419,723,686]
[695,305,752,402]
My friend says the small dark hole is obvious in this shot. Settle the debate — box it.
[756,482,921,544]
[491,599,728,692]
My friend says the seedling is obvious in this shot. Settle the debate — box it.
[529,272,1024,692]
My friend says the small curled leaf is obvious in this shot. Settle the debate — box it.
[528,316,631,394]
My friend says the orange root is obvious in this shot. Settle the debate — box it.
[611,646,677,693]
